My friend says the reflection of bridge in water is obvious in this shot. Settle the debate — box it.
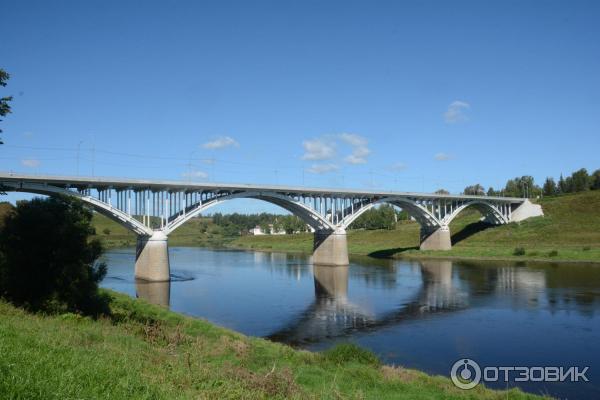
[134,258,471,345]
[267,260,468,346]
[132,255,598,346]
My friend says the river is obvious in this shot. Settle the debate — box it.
[101,247,600,399]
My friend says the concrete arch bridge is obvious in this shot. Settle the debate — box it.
[0,173,543,281]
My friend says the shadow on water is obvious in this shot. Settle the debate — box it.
[451,221,492,245]
[368,246,418,258]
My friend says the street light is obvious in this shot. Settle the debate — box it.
[76,140,83,175]
[187,150,196,182]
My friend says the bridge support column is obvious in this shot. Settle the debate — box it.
[312,229,349,266]
[420,225,451,251]
[135,231,170,281]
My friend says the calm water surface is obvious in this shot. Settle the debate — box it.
[101,247,600,399]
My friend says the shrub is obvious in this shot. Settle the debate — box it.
[323,343,380,366]
[548,250,559,257]
[0,196,109,316]
[103,228,111,235]
[513,247,526,256]
[583,246,591,251]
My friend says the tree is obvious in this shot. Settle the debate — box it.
[543,177,557,196]
[570,168,590,192]
[558,174,568,194]
[0,196,109,316]
[435,189,449,195]
[0,68,13,143]
[592,169,600,190]
[259,222,271,234]
[486,187,497,196]
[503,176,539,198]
[349,204,396,230]
[463,184,485,196]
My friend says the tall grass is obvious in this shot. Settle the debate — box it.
[0,290,544,399]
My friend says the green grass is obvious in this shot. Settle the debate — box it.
[90,191,600,263]
[0,290,544,399]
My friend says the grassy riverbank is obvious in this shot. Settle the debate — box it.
[88,191,600,263]
[0,290,542,399]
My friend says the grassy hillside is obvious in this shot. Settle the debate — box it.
[0,290,542,399]
[89,191,600,262]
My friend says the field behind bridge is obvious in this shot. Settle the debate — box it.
[3,190,598,263]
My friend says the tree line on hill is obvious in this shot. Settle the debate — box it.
[461,167,600,198]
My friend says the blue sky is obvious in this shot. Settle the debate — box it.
[1,1,599,212]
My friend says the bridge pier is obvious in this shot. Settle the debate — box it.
[420,225,452,251]
[135,231,170,281]
[312,229,349,266]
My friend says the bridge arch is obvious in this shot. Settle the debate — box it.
[1,181,154,236]
[164,191,337,235]
[441,200,508,226]
[340,197,442,231]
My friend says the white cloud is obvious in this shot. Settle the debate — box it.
[202,136,239,149]
[434,152,452,161]
[389,162,407,171]
[339,133,370,164]
[301,138,336,160]
[21,158,40,168]
[444,100,470,123]
[182,170,209,179]
[307,163,339,174]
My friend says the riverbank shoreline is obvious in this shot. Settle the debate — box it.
[0,289,545,399]
[227,244,600,265]
[101,239,600,266]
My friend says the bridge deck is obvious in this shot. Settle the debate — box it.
[0,172,524,203]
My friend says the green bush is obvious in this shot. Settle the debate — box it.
[322,343,380,366]
[0,196,109,316]
[583,246,591,251]
[513,247,526,256]
[548,250,559,257]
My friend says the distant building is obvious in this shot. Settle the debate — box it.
[249,224,285,235]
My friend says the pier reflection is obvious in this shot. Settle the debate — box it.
[268,260,468,345]
[135,279,171,307]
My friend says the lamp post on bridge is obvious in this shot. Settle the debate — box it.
[76,140,83,176]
